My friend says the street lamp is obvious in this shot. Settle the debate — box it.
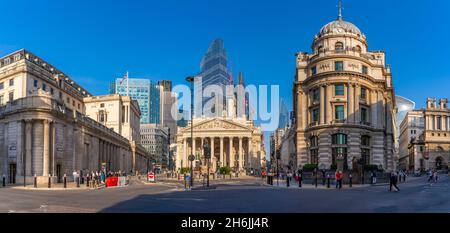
[186,76,196,188]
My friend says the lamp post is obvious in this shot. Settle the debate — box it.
[186,76,196,188]
[203,139,211,187]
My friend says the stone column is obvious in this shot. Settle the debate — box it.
[220,137,224,167]
[229,137,234,168]
[248,137,252,170]
[192,137,196,159]
[326,85,333,124]
[320,85,325,125]
[210,137,215,171]
[355,84,360,124]
[25,120,33,176]
[183,138,187,168]
[371,90,378,128]
[348,84,354,123]
[1,123,7,178]
[238,137,243,171]
[43,120,50,177]
[16,121,24,176]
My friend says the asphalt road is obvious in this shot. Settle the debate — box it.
[0,175,448,213]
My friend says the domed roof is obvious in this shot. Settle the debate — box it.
[317,18,364,38]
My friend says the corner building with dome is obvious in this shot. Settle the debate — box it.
[293,11,397,172]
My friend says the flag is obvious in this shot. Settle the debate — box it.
[119,71,129,84]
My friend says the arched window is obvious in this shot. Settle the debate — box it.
[361,135,371,165]
[332,133,348,170]
[335,42,344,52]
[355,45,362,53]
[310,136,319,164]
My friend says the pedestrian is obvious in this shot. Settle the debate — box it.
[72,170,77,183]
[389,171,400,191]
[321,170,326,185]
[403,170,406,182]
[433,170,438,183]
[372,171,377,184]
[428,170,433,182]
[335,170,343,189]
[338,171,343,189]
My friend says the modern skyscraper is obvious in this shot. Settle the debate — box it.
[111,77,160,124]
[196,39,231,117]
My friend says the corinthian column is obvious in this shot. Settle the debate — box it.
[43,120,51,176]
[238,137,243,171]
[220,137,224,167]
[25,120,33,176]
[248,137,252,169]
[229,137,234,168]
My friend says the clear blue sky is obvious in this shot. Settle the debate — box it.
[1,0,449,153]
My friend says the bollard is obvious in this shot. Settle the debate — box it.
[286,176,290,187]
[327,175,331,188]
[34,174,37,188]
[48,175,51,189]
[86,176,90,187]
[76,177,80,188]
[63,174,67,188]
[349,174,353,187]
[298,176,302,188]
[2,174,5,187]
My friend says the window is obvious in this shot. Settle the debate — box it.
[99,111,105,123]
[335,61,344,71]
[361,135,370,147]
[335,84,344,96]
[78,103,81,110]
[335,42,344,52]
[72,100,75,106]
[100,103,105,108]
[311,66,317,75]
[312,108,320,123]
[9,79,14,86]
[310,136,319,165]
[0,95,3,105]
[355,45,362,53]
[361,148,370,165]
[34,80,38,88]
[59,92,63,99]
[361,107,368,123]
[42,83,47,91]
[335,105,345,121]
[66,97,70,104]
[312,88,320,102]
[50,88,54,95]
[8,92,13,102]
[332,133,347,145]
[360,87,367,100]
[362,65,368,74]
[437,116,442,130]
[0,82,3,90]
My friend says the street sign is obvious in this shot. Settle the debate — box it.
[188,155,195,161]
[185,175,190,181]
[147,171,155,182]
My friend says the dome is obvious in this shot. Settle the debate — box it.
[317,18,364,38]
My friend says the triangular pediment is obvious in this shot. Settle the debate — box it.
[182,118,251,132]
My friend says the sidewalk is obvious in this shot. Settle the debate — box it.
[7,182,104,190]
[262,179,388,189]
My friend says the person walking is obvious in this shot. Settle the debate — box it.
[389,171,400,191]
[335,170,343,189]
[433,170,438,183]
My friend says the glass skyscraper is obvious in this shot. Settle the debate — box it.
[111,78,160,124]
[196,39,231,117]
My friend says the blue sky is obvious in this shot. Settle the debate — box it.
[1,0,449,152]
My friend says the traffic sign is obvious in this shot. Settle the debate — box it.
[188,155,195,161]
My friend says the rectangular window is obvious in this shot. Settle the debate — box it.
[9,79,14,86]
[335,61,344,71]
[361,107,368,123]
[335,105,345,121]
[312,108,320,123]
[0,82,3,90]
[78,103,81,109]
[72,100,75,106]
[66,97,70,104]
[8,92,14,102]
[361,87,367,100]
[50,88,54,95]
[59,92,63,99]
[335,84,344,96]
[437,116,442,130]
[33,80,38,87]
[313,88,320,102]
[42,83,47,91]
[311,66,317,75]
[362,65,368,74]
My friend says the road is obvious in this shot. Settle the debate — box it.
[0,174,448,213]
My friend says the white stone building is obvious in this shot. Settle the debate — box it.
[0,49,148,184]
[140,124,169,169]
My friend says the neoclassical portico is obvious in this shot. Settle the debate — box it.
[176,118,263,174]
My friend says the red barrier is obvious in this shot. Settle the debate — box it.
[106,177,118,187]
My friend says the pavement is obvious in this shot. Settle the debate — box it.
[0,174,448,213]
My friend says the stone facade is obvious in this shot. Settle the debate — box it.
[175,117,263,174]
[293,13,397,172]
[398,110,424,170]
[140,124,169,169]
[0,49,148,184]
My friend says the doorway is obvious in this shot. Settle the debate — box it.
[56,164,62,183]
[8,163,16,184]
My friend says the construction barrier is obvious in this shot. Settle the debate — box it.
[105,177,118,187]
